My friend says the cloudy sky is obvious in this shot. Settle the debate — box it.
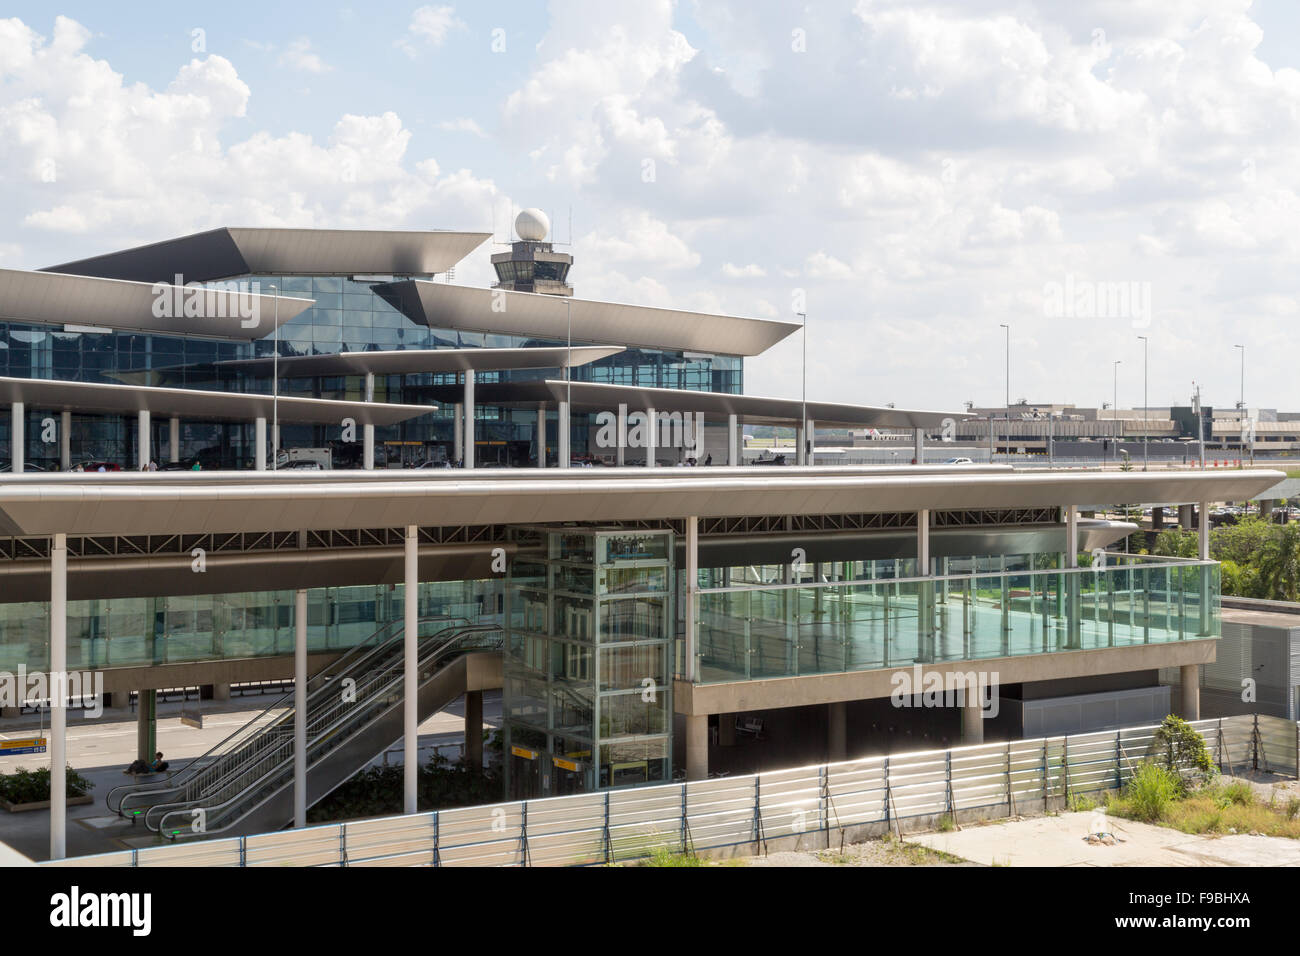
[2,1,1298,414]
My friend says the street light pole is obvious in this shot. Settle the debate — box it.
[999,323,1009,460]
[1112,359,1121,467]
[1137,335,1148,471]
[797,311,807,463]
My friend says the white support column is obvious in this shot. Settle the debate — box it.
[796,423,806,465]
[536,404,547,468]
[137,409,150,470]
[404,525,419,814]
[1198,500,1211,560]
[806,418,816,466]
[363,372,375,471]
[453,403,463,465]
[727,413,739,466]
[60,410,71,471]
[917,508,932,662]
[168,416,180,464]
[11,402,23,473]
[685,515,699,682]
[914,427,925,465]
[558,401,570,468]
[49,532,67,859]
[1181,664,1200,720]
[917,508,931,572]
[685,714,708,781]
[645,407,657,468]
[463,370,475,470]
[1065,505,1079,567]
[254,416,267,472]
[294,588,307,828]
[616,404,626,467]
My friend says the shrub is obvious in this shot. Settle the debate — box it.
[0,766,93,804]
[1124,762,1180,822]
[1218,781,1254,807]
[1150,715,1215,792]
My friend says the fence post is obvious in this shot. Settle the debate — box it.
[1252,714,1260,772]
[1005,741,1014,818]
[238,836,246,867]
[603,791,612,864]
[432,810,440,867]
[1115,731,1121,790]
[1041,739,1048,813]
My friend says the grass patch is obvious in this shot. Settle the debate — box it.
[1108,773,1300,839]
[936,814,956,832]
[643,847,706,867]
[1068,794,1099,812]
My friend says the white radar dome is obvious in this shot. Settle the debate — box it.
[515,208,550,241]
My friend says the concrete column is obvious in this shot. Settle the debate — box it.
[363,424,375,470]
[685,515,699,682]
[60,410,71,471]
[536,404,547,468]
[1065,504,1081,648]
[1151,505,1165,530]
[796,424,806,465]
[1178,504,1193,528]
[1198,501,1210,560]
[10,402,23,472]
[806,418,816,465]
[1181,664,1200,720]
[453,403,463,464]
[616,404,626,467]
[914,427,925,465]
[1261,499,1274,520]
[136,689,156,762]
[49,532,66,859]
[463,370,475,470]
[211,682,230,702]
[645,407,656,467]
[168,416,180,464]
[294,588,307,828]
[960,694,984,744]
[727,413,739,466]
[917,509,932,661]
[558,401,570,468]
[254,416,267,471]
[465,690,483,770]
[828,700,847,762]
[685,714,708,781]
[137,409,150,470]
[404,524,419,814]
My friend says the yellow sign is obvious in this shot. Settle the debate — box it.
[510,745,537,760]
[553,757,580,772]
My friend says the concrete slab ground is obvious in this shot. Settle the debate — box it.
[909,811,1300,867]
[0,690,500,862]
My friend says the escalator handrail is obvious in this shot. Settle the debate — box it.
[152,625,501,837]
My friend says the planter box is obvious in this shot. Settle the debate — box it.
[0,794,93,813]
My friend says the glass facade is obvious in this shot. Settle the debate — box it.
[0,273,743,469]
[689,554,1220,684]
[503,527,674,798]
[0,578,501,673]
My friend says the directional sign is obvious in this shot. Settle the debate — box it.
[0,737,47,756]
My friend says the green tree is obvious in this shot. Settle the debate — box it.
[1256,522,1300,601]
[1152,528,1196,558]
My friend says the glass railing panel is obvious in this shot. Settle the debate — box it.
[690,557,1221,685]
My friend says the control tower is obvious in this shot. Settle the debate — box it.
[491,208,574,296]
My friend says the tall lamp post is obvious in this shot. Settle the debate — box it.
[1234,343,1249,464]
[1112,359,1121,467]
[1137,335,1148,471]
[999,323,1009,459]
[797,311,807,464]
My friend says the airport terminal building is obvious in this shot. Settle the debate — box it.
[0,216,1282,858]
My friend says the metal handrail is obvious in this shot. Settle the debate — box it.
[140,618,474,831]
[150,624,500,837]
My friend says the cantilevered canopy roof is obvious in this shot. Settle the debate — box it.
[431,379,966,429]
[0,376,433,427]
[0,268,314,341]
[0,468,1282,538]
[216,346,626,378]
[42,228,491,284]
[373,281,801,357]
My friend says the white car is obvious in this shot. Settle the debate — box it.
[943,457,974,465]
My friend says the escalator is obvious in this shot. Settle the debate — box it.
[106,617,501,841]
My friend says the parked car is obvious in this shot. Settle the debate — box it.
[0,461,47,472]
[943,457,974,465]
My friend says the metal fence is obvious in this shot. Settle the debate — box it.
[44,713,1299,868]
